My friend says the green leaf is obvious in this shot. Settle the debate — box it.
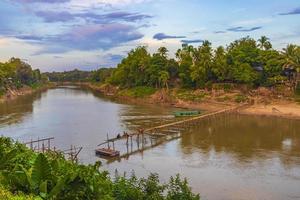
[31,154,51,188]
[48,176,68,199]
[39,180,48,194]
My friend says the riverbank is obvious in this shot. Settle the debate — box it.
[69,82,300,119]
[0,83,55,103]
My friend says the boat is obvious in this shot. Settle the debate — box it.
[173,110,200,117]
[95,148,120,157]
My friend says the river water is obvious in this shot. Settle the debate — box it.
[0,86,299,200]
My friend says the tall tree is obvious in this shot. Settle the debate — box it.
[159,71,170,90]
[190,40,213,87]
[212,46,229,81]
[258,36,272,50]
[158,47,168,58]
[227,37,260,84]
[176,45,194,88]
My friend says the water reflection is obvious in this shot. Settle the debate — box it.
[181,115,300,162]
[0,92,42,127]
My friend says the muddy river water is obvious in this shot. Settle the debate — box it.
[0,86,299,200]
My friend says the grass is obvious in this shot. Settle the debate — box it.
[118,86,157,98]
[175,89,206,102]
[30,82,43,89]
[216,95,231,102]
[234,94,248,103]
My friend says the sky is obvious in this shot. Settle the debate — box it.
[0,0,299,72]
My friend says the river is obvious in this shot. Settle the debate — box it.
[0,86,300,200]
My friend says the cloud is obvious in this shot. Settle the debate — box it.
[153,33,186,40]
[103,53,124,65]
[53,55,63,59]
[214,31,226,34]
[34,10,152,23]
[227,26,262,32]
[14,0,70,3]
[181,39,203,44]
[279,7,300,15]
[33,23,143,54]
[34,11,75,22]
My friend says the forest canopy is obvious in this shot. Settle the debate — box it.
[100,36,299,90]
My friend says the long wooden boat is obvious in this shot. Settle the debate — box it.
[173,110,200,117]
[95,148,120,157]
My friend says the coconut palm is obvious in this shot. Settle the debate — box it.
[158,47,168,58]
[282,44,299,70]
[159,71,170,90]
[258,36,272,50]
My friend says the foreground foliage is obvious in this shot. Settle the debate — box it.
[0,137,200,200]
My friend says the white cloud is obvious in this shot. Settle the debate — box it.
[67,0,151,10]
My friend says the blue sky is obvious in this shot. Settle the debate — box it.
[0,0,299,71]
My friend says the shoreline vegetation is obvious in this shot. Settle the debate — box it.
[0,137,200,200]
[0,58,50,103]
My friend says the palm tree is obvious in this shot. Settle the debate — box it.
[158,47,168,58]
[258,36,272,50]
[282,44,299,69]
[159,71,170,90]
[282,44,300,90]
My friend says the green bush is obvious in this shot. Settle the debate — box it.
[234,94,248,103]
[0,137,200,200]
[119,86,157,98]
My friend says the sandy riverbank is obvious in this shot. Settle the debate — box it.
[240,101,300,119]
[0,84,54,103]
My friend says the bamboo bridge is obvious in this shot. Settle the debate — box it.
[97,104,248,160]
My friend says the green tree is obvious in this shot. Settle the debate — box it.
[176,45,194,88]
[110,46,151,87]
[212,46,229,81]
[190,40,213,87]
[158,47,168,58]
[227,37,260,84]
[282,44,300,71]
[258,36,272,50]
[159,71,170,89]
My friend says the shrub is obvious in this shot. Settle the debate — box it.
[119,86,157,98]
[0,137,200,200]
[235,94,248,103]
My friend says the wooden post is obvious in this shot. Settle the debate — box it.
[137,135,140,149]
[37,137,40,151]
[48,139,51,151]
[30,138,33,150]
[107,134,110,149]
[70,145,73,161]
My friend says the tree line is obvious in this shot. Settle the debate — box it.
[0,58,47,95]
[94,36,299,90]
